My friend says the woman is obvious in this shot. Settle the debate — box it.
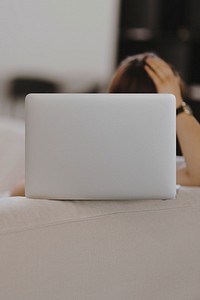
[108,53,200,186]
[11,53,200,196]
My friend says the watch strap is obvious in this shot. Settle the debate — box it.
[176,105,184,116]
[176,101,193,116]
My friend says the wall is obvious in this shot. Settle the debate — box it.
[0,0,120,115]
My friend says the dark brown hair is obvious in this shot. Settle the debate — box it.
[108,52,184,95]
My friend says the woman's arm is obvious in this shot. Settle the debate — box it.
[176,113,200,185]
[144,56,200,186]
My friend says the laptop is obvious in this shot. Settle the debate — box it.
[25,93,176,200]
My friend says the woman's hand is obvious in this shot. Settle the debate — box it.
[144,56,183,108]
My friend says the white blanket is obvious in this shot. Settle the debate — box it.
[0,187,200,300]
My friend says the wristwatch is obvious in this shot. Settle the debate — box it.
[176,101,193,116]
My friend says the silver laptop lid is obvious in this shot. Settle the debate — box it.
[25,93,176,200]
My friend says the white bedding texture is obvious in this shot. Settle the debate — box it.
[0,186,200,300]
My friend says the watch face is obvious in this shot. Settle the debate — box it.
[182,102,193,115]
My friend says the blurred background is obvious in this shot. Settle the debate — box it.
[0,0,119,118]
[0,0,200,121]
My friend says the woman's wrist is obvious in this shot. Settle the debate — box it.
[176,96,183,109]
